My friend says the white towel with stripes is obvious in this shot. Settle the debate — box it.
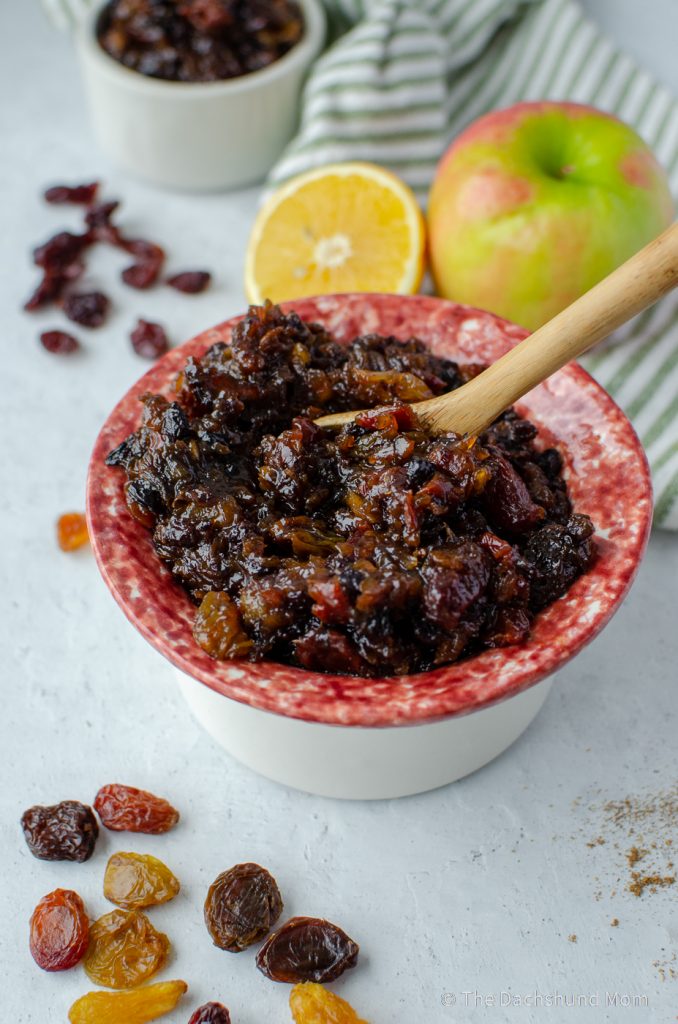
[42,0,678,527]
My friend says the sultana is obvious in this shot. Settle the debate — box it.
[104,851,180,910]
[68,979,188,1024]
[57,512,90,551]
[84,908,170,989]
[290,983,370,1023]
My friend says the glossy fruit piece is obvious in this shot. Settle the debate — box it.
[204,863,283,952]
[104,851,180,910]
[29,889,90,971]
[68,979,188,1024]
[94,784,180,833]
[256,916,359,983]
[21,800,98,860]
[84,909,170,989]
[188,1002,231,1024]
[57,514,90,552]
[244,162,425,304]
[290,983,370,1023]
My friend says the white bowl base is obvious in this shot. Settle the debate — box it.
[175,670,554,799]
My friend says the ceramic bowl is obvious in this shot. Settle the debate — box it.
[75,0,325,191]
[87,294,652,799]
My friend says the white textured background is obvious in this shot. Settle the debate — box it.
[1,2,676,1022]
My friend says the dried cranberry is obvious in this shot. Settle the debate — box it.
[121,240,165,289]
[40,330,80,354]
[188,1002,232,1024]
[85,200,122,245]
[25,275,68,311]
[131,319,170,359]
[45,182,100,205]
[63,291,110,328]
[33,231,88,272]
[167,271,211,294]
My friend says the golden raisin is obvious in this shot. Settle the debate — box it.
[104,852,180,910]
[68,979,188,1024]
[84,909,170,989]
[193,591,253,660]
[290,983,369,1023]
[57,512,89,551]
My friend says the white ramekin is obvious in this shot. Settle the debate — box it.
[75,0,325,191]
[175,668,555,799]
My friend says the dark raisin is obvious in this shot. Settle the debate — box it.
[45,182,100,205]
[204,863,283,952]
[63,290,110,328]
[167,271,211,294]
[188,1002,232,1024]
[21,800,99,862]
[480,450,544,535]
[256,916,359,984]
[161,403,190,441]
[523,518,596,611]
[40,330,80,354]
[131,319,169,359]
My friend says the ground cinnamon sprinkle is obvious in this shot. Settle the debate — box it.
[628,871,676,897]
[583,785,677,901]
[627,845,645,868]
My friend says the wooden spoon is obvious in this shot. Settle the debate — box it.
[316,221,678,436]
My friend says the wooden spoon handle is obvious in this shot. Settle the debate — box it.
[417,221,678,436]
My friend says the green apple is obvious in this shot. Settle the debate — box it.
[428,101,674,330]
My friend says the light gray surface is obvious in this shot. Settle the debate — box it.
[1,2,677,1022]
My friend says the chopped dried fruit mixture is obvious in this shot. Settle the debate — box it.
[106,302,596,677]
[98,0,304,83]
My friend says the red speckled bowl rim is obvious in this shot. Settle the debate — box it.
[87,294,652,727]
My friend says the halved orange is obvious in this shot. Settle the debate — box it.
[244,162,426,304]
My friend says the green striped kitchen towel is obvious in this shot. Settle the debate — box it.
[44,0,678,526]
